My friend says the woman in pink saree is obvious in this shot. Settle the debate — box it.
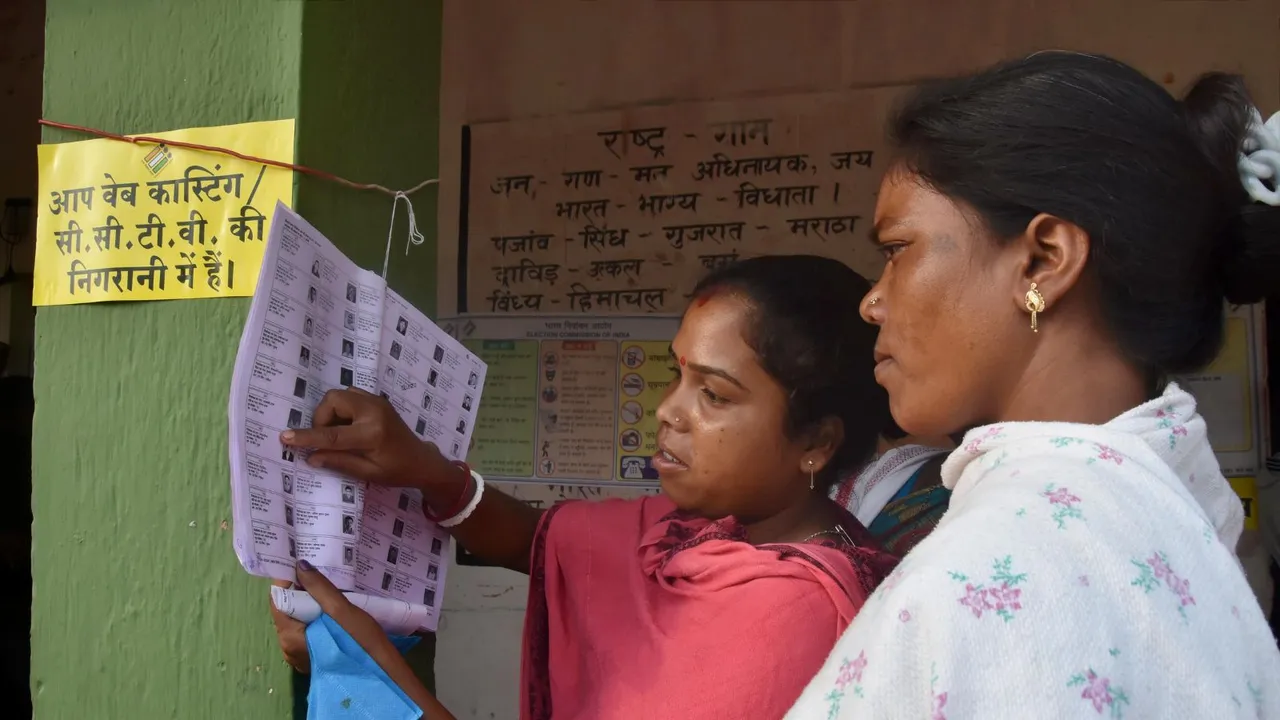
[273,255,899,719]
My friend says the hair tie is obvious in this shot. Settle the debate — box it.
[1238,108,1280,206]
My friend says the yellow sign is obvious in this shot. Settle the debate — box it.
[1229,476,1259,531]
[34,119,295,306]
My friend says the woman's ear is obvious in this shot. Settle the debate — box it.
[1012,213,1090,311]
[800,417,844,475]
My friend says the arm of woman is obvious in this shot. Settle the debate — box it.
[272,563,457,719]
[282,388,543,573]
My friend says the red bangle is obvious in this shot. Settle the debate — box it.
[423,461,472,523]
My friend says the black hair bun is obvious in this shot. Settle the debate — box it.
[1182,74,1280,304]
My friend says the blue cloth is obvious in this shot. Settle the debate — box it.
[305,614,423,720]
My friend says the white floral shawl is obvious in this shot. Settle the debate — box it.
[787,383,1280,719]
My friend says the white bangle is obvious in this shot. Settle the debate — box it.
[438,469,484,528]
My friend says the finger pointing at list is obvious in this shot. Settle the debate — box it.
[282,389,367,450]
[280,388,450,490]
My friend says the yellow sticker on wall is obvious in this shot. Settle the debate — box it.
[34,119,295,306]
[1228,476,1258,531]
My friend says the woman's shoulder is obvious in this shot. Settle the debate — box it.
[796,528,1280,718]
[802,466,1280,715]
[546,492,672,522]
[542,493,676,550]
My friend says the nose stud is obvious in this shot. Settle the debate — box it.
[867,297,879,306]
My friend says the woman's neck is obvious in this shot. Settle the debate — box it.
[741,491,843,545]
[999,308,1150,426]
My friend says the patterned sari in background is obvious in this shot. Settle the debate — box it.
[866,473,951,557]
[832,444,952,556]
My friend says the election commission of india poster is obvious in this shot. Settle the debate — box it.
[34,119,295,306]
[443,315,678,486]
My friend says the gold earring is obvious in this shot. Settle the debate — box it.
[1024,283,1046,333]
[808,460,815,490]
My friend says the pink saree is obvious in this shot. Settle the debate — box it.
[519,496,897,720]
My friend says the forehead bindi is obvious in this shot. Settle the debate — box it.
[676,295,755,366]
[693,283,724,308]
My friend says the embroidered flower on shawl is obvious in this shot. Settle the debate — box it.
[838,651,867,689]
[873,566,906,601]
[950,556,1027,622]
[1041,483,1085,529]
[930,663,948,720]
[824,651,868,717]
[1043,486,1081,505]
[1068,668,1131,718]
[962,426,1004,453]
[1093,444,1124,465]
[1049,437,1125,465]
[1155,406,1189,449]
[932,691,948,720]
[1131,551,1196,620]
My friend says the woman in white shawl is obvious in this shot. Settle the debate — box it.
[789,52,1280,718]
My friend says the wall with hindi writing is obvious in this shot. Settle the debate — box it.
[435,0,1280,316]
[0,0,43,377]
[32,0,303,717]
[459,91,895,316]
[433,2,1280,717]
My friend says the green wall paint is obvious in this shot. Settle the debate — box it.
[33,1,302,717]
[296,1,443,318]
[33,1,445,717]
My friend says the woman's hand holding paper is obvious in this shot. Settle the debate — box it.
[280,388,452,491]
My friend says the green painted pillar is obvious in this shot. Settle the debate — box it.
[32,1,442,717]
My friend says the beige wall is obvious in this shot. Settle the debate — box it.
[0,0,43,376]
[436,0,1280,315]
[434,2,1280,717]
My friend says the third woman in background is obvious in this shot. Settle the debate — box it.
[790,51,1280,718]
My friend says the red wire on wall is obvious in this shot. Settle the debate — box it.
[37,119,439,197]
